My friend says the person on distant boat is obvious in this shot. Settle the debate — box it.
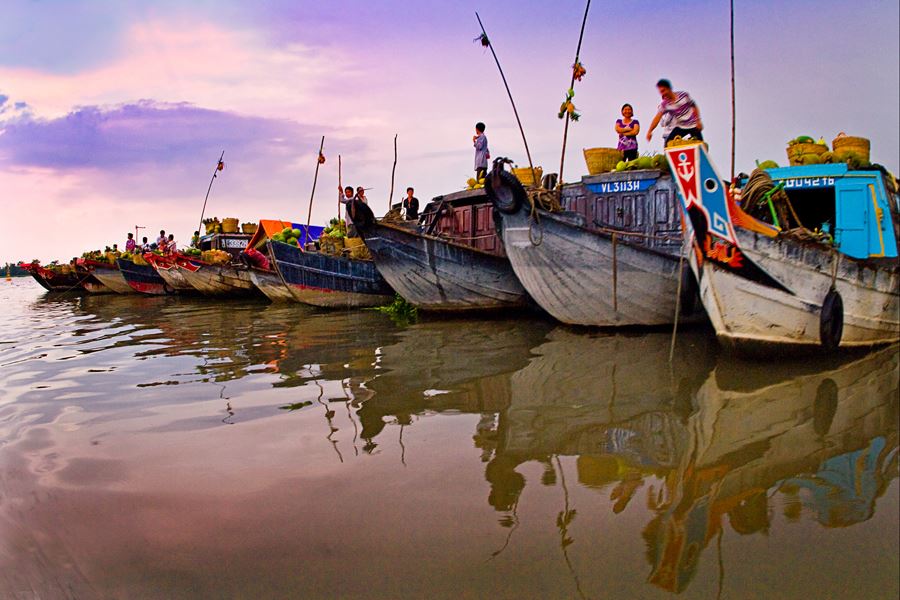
[474,122,490,180]
[191,231,200,248]
[125,233,136,252]
[646,79,703,144]
[141,237,151,251]
[615,103,641,161]
[355,187,369,204]
[338,185,357,236]
[402,187,419,220]
[112,244,119,253]
[166,234,177,255]
[157,230,167,247]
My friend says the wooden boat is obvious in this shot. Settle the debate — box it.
[348,190,529,311]
[665,142,900,352]
[76,258,135,294]
[74,263,114,294]
[245,245,295,302]
[117,257,175,295]
[144,253,197,293]
[174,233,262,297]
[242,219,326,302]
[268,239,393,308]
[18,262,84,292]
[486,166,700,326]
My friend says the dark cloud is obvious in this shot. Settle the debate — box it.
[0,100,320,172]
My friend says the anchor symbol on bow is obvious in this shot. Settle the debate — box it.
[677,159,694,180]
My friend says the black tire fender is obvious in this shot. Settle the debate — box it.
[485,168,528,215]
[819,287,844,351]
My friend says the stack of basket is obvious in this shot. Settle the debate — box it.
[787,142,828,166]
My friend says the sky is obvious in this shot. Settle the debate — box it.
[1,0,898,262]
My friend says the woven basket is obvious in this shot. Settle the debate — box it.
[832,135,870,162]
[344,237,371,260]
[584,148,622,175]
[241,223,258,234]
[221,218,239,233]
[204,220,219,234]
[786,142,827,166]
[511,166,544,187]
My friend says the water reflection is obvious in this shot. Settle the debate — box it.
[0,281,897,599]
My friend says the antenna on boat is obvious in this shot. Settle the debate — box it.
[134,225,145,242]
[337,154,343,226]
[474,12,537,183]
[558,0,592,187]
[197,150,225,237]
[304,136,326,247]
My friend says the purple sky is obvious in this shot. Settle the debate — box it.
[1,0,898,261]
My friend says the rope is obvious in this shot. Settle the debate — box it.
[741,168,797,228]
[526,188,560,247]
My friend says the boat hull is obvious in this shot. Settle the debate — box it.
[117,259,174,295]
[694,229,900,352]
[269,240,393,308]
[145,255,197,293]
[496,204,694,326]
[177,261,260,297]
[357,221,527,311]
[23,266,83,292]
[247,267,295,302]
[89,266,135,294]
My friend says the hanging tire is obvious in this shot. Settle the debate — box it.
[819,288,843,351]
[485,168,527,214]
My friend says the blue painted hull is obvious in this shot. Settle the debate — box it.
[269,240,393,308]
[116,259,174,295]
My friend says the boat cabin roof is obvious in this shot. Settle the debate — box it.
[746,164,898,259]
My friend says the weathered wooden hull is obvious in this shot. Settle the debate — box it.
[24,267,83,292]
[693,228,900,352]
[247,267,295,302]
[177,261,260,297]
[357,221,528,311]
[89,266,135,294]
[269,240,393,308]
[496,204,695,326]
[117,259,174,295]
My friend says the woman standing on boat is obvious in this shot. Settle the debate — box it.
[615,104,640,161]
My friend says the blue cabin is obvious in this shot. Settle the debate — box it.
[752,164,899,260]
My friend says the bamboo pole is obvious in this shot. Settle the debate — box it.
[730,0,736,181]
[338,154,343,224]
[389,134,398,213]
[198,150,225,235]
[304,136,326,247]
[558,0,591,187]
[475,13,535,181]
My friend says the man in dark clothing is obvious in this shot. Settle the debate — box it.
[402,187,419,220]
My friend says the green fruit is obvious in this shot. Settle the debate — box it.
[652,154,668,169]
[282,227,292,236]
[794,135,814,144]
[799,153,821,165]
[291,228,302,238]
[820,151,834,164]
[758,160,779,170]
[636,156,653,169]
[272,233,285,242]
[615,161,626,172]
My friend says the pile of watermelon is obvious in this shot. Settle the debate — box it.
[272,227,304,247]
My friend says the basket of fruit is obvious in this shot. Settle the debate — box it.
[221,218,239,233]
[786,136,828,166]
[241,222,258,234]
[510,166,544,187]
[832,134,870,163]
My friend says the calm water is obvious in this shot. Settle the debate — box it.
[1,279,897,599]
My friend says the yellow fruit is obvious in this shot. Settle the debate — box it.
[467,178,477,187]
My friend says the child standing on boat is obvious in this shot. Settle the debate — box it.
[646,79,703,144]
[615,104,640,161]
[473,122,490,180]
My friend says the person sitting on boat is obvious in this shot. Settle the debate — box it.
[125,233,136,252]
[645,79,703,144]
[474,122,490,180]
[165,234,177,255]
[157,230,167,247]
[615,103,640,161]
[190,231,200,248]
[402,187,419,220]
[141,237,151,251]
[112,244,119,253]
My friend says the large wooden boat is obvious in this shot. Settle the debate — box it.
[74,262,114,294]
[19,262,85,292]
[348,190,529,311]
[173,233,262,298]
[117,257,175,295]
[665,142,900,353]
[242,219,324,302]
[245,245,295,302]
[268,239,393,308]
[486,166,700,326]
[76,258,135,294]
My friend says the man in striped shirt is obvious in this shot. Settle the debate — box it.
[646,79,703,144]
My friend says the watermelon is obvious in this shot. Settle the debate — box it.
[291,228,302,238]
[282,227,292,236]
